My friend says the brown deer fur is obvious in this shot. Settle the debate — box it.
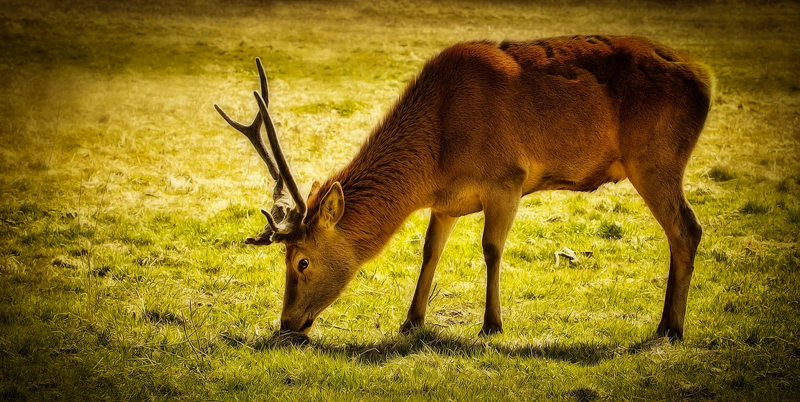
[259,35,711,339]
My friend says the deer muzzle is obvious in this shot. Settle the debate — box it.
[280,314,315,334]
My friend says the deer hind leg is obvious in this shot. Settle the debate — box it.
[400,211,457,334]
[479,191,520,336]
[625,161,702,341]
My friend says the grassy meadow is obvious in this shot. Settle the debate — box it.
[1,0,799,400]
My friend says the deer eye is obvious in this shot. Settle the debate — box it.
[298,258,309,272]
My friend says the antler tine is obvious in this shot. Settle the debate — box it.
[261,208,279,231]
[214,103,258,134]
[255,58,269,108]
[253,91,307,217]
[214,72,280,182]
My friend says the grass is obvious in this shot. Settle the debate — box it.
[1,0,799,400]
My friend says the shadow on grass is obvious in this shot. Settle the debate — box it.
[246,326,670,366]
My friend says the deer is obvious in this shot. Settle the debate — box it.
[215,35,712,340]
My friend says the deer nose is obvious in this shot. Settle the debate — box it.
[280,317,314,333]
[299,318,314,332]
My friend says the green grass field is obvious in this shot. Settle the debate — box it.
[2,0,799,400]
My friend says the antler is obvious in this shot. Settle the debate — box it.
[214,58,307,245]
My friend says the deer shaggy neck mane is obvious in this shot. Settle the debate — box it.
[304,76,443,262]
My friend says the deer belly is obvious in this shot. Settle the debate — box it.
[432,185,484,216]
[528,160,628,193]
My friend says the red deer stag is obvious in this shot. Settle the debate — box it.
[215,35,712,340]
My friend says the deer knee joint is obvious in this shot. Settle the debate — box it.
[680,203,703,251]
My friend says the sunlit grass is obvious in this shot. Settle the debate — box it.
[1,0,799,400]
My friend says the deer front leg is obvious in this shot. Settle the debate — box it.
[480,193,519,336]
[400,211,457,334]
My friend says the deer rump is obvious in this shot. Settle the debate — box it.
[217,35,712,340]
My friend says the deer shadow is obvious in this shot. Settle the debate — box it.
[249,327,670,366]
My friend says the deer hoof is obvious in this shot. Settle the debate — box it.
[399,319,423,334]
[479,324,503,336]
[656,323,684,342]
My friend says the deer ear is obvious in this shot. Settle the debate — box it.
[320,181,344,229]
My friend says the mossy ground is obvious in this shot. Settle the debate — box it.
[1,0,799,400]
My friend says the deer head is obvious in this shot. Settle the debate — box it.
[215,59,359,334]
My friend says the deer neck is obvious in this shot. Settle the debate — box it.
[330,115,437,263]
